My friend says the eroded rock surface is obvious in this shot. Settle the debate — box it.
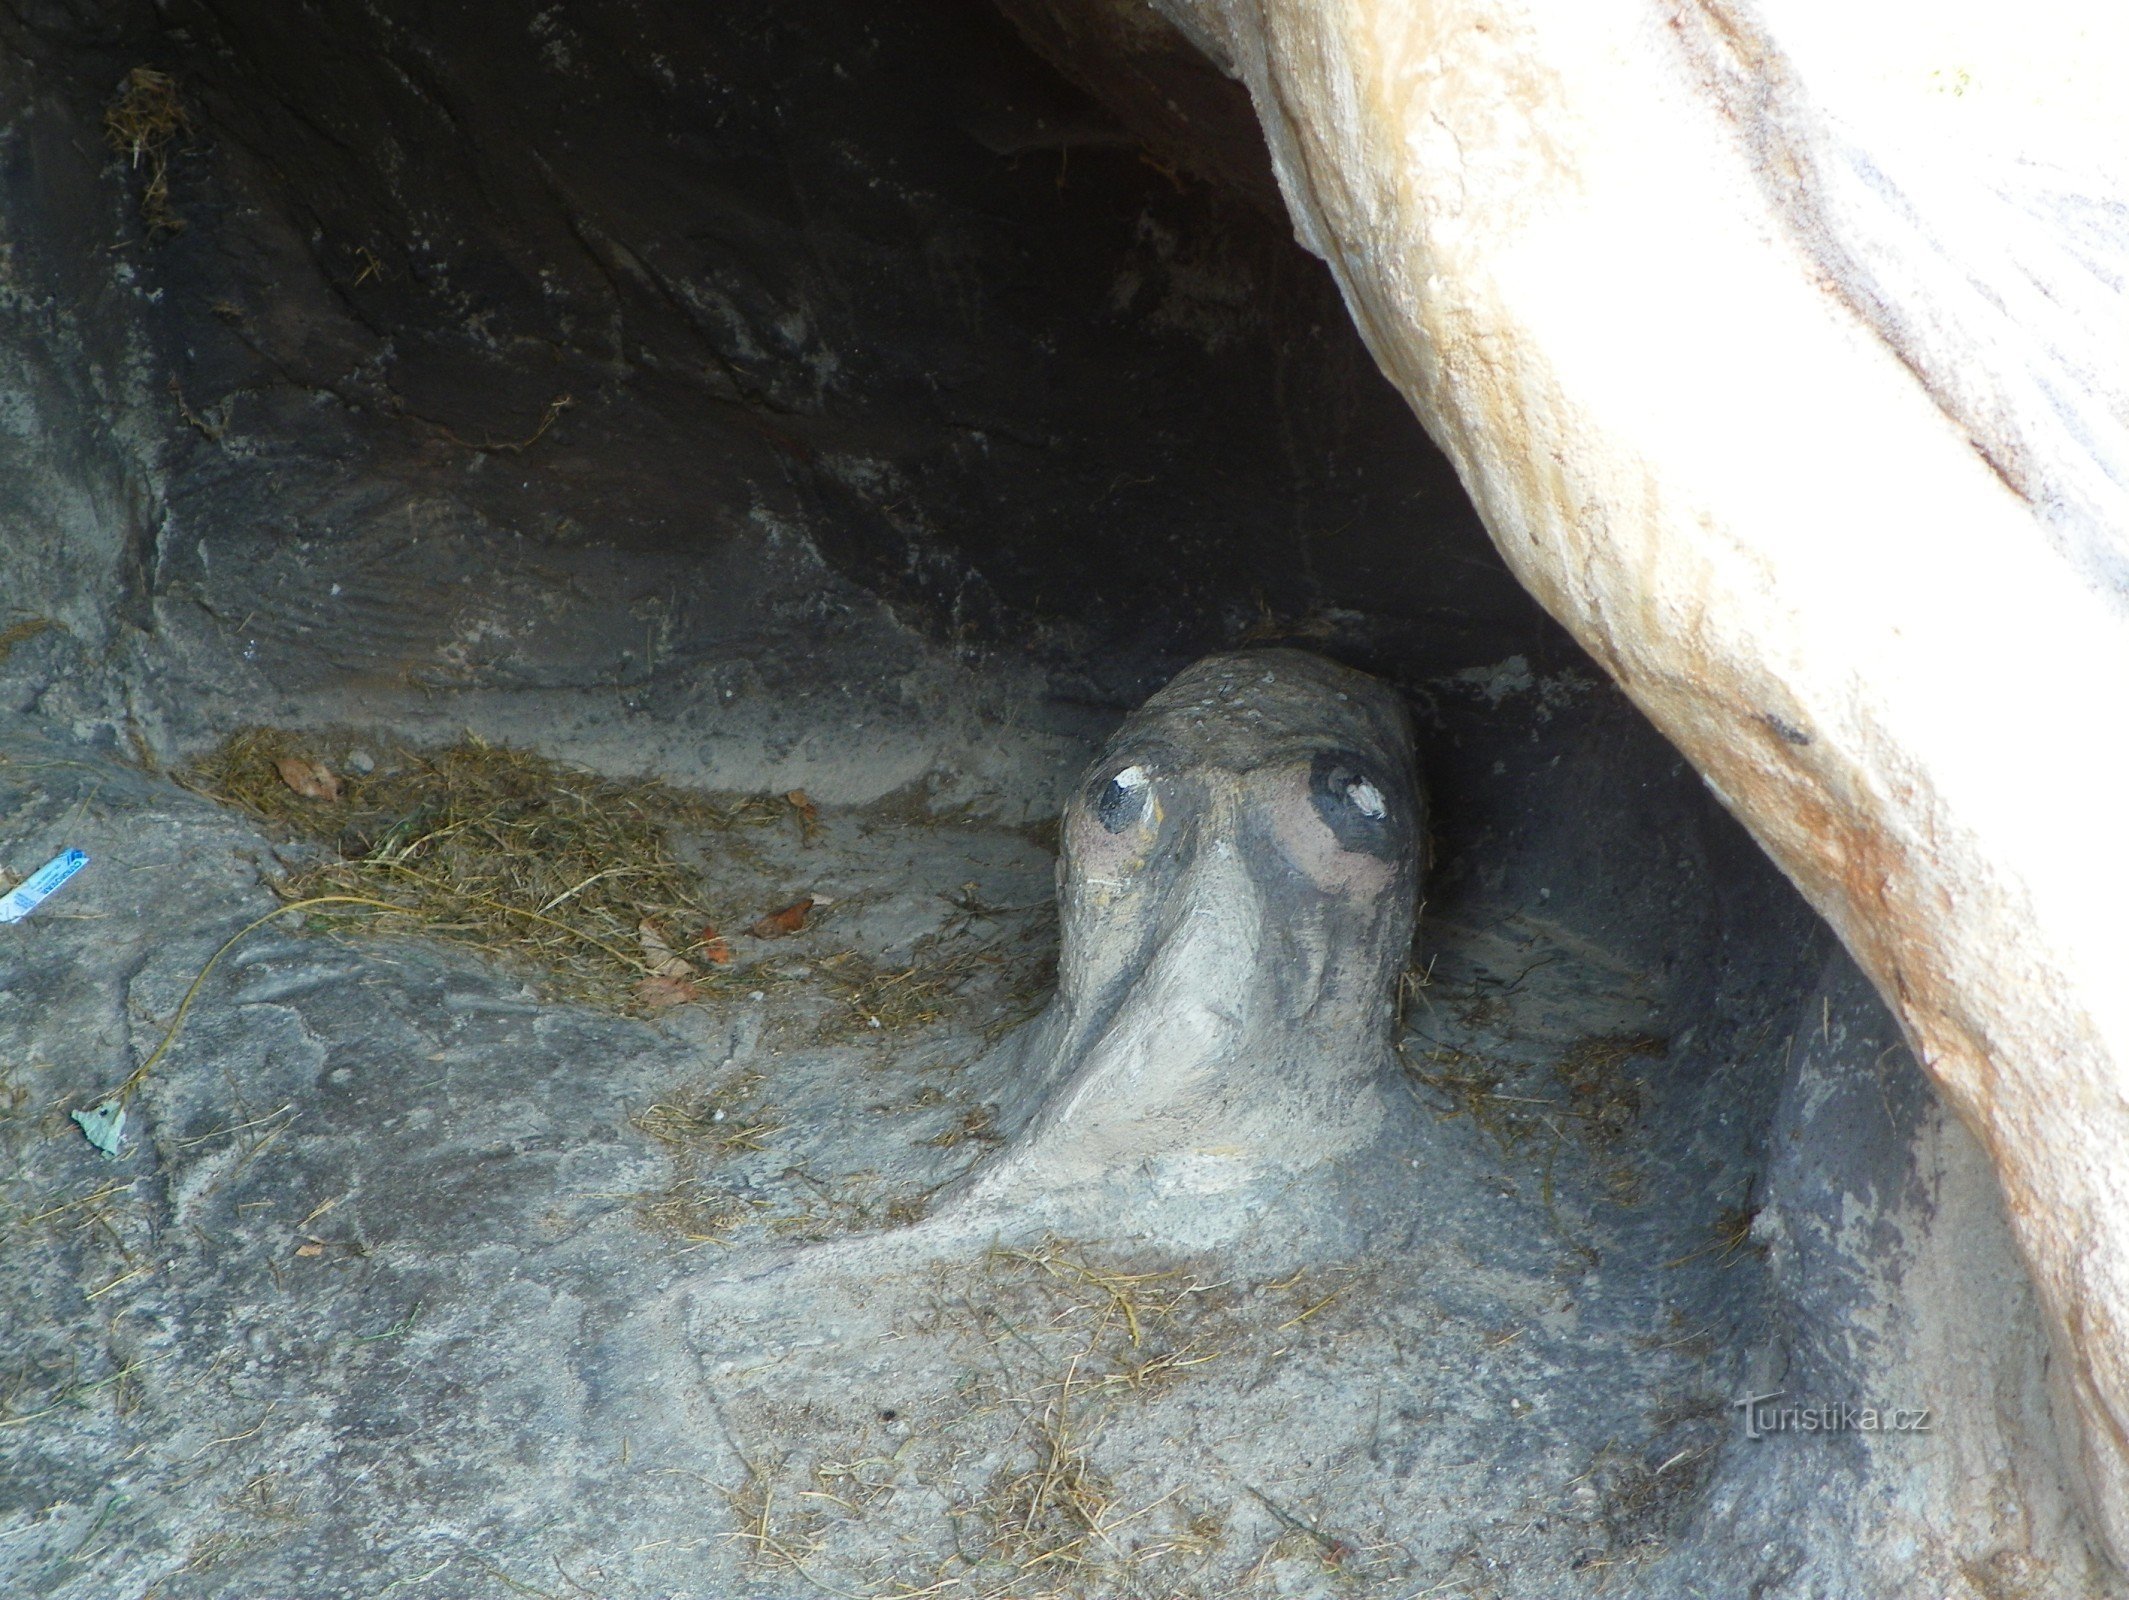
[1020,0,2129,1570]
[1,0,2119,1590]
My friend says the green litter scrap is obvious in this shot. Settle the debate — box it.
[72,1099,126,1157]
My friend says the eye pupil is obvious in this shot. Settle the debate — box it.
[1094,764,1149,833]
[1309,752,1398,855]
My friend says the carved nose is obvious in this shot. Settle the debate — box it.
[1160,778,1252,886]
[1149,870,1264,1048]
[1146,791,1267,989]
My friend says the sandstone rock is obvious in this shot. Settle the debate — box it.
[949,648,1422,1244]
[1098,0,2129,1567]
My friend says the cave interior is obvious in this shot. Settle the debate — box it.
[0,3,2093,1596]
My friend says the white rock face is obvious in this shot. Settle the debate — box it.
[1146,0,2129,1567]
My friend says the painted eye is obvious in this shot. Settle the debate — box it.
[1310,753,1396,852]
[1094,764,1150,833]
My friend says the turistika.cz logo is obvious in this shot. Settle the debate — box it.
[1734,1391,1933,1440]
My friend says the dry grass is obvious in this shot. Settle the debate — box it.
[179,1529,266,1575]
[218,1470,305,1527]
[634,1177,755,1247]
[1568,1437,1713,1576]
[0,617,52,663]
[719,1462,828,1577]
[984,1243,1225,1356]
[983,1358,1125,1581]
[1554,1035,1666,1151]
[921,1104,1001,1151]
[1663,1197,1764,1270]
[105,67,192,235]
[1404,1033,1665,1202]
[182,728,780,1009]
[629,1076,943,1249]
[1554,1034,1665,1207]
[764,1169,933,1241]
[0,1347,148,1435]
[1404,1045,1547,1154]
[706,1243,1383,1599]
[633,1072,781,1158]
[183,726,1051,1047]
[821,930,1053,1043]
[974,1370,1239,1593]
[938,1246,1380,1595]
[822,947,972,1036]
[627,1071,777,1247]
[932,1244,1237,1595]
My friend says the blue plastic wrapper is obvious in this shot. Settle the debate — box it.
[0,847,88,922]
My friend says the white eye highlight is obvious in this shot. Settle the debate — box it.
[1348,778,1385,819]
[1113,765,1149,791]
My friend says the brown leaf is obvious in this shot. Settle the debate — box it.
[697,926,734,965]
[785,788,820,833]
[294,1240,325,1258]
[634,974,700,1010]
[637,918,694,979]
[273,756,343,803]
[749,897,814,939]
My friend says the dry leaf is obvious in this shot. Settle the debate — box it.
[637,918,694,979]
[785,788,820,833]
[749,896,814,939]
[696,926,734,965]
[634,973,699,1009]
[274,756,343,802]
[294,1240,325,1258]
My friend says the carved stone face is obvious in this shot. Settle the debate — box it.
[961,649,1422,1238]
